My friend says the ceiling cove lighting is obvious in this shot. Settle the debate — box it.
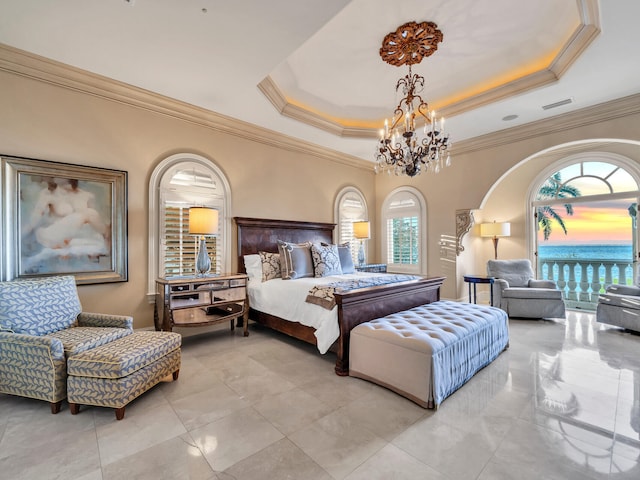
[375,21,451,178]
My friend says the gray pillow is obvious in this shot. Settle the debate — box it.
[311,243,342,277]
[277,240,313,280]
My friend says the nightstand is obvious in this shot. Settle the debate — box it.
[155,273,249,335]
[355,263,387,273]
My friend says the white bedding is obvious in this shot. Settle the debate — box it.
[247,273,377,354]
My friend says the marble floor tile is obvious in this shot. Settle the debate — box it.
[289,408,387,479]
[102,433,216,480]
[96,402,187,466]
[222,438,332,480]
[344,443,449,480]
[253,387,336,435]
[2,309,640,479]
[190,406,284,472]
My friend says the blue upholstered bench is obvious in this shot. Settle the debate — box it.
[349,301,509,408]
[67,331,181,420]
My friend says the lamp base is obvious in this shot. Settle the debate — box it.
[196,237,211,275]
[358,241,366,266]
[492,237,499,260]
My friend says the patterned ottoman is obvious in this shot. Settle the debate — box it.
[67,331,181,420]
[349,301,509,409]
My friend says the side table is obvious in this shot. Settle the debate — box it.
[463,275,494,306]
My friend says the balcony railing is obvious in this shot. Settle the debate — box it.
[537,258,636,311]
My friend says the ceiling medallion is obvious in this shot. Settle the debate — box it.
[375,21,451,177]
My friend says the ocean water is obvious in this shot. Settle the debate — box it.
[538,244,634,285]
[538,244,633,261]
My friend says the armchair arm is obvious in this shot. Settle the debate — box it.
[77,312,133,330]
[491,278,509,309]
[604,284,640,296]
[0,331,67,404]
[0,331,65,360]
[529,279,558,289]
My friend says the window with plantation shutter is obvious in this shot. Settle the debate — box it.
[162,206,219,277]
[148,154,231,297]
[334,187,368,263]
[381,187,426,274]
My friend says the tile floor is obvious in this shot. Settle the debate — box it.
[1,310,639,479]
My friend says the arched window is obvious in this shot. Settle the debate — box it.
[530,152,640,310]
[381,187,427,274]
[334,186,368,262]
[147,153,231,296]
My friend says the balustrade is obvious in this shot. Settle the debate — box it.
[537,258,635,311]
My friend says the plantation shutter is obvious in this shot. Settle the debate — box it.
[337,189,368,262]
[383,189,422,273]
[159,162,223,278]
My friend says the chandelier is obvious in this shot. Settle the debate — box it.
[375,21,451,177]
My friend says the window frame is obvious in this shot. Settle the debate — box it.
[381,186,427,274]
[147,153,232,298]
[334,186,369,263]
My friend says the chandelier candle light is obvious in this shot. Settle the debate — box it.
[353,221,371,266]
[188,206,219,276]
[375,21,451,177]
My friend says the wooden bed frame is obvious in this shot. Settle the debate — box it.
[235,217,445,375]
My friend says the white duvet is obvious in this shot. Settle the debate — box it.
[247,273,371,354]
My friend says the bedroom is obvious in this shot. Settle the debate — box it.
[1,0,640,478]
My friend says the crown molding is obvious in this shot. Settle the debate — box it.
[452,92,640,156]
[0,43,372,171]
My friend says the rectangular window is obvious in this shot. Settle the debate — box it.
[163,206,218,277]
[387,216,419,265]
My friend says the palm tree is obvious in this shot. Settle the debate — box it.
[536,172,581,240]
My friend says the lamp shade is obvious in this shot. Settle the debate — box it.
[480,222,510,238]
[353,221,371,240]
[188,207,219,235]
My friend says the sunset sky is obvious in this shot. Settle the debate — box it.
[539,199,636,245]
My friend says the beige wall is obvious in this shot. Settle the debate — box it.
[3,57,640,327]
[0,69,375,329]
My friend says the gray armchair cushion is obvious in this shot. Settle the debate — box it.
[604,284,640,297]
[529,279,558,289]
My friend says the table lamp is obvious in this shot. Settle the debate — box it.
[353,221,371,266]
[189,207,219,275]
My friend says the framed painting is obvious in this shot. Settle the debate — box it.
[1,155,128,284]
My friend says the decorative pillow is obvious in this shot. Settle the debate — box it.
[259,251,281,281]
[0,275,81,335]
[244,254,262,281]
[311,243,343,277]
[322,242,355,274]
[277,240,313,280]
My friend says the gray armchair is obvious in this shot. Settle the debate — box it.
[487,259,566,319]
[596,284,640,332]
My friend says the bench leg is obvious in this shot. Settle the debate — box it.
[69,403,80,415]
[115,407,126,421]
[50,401,62,414]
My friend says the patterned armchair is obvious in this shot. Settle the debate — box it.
[0,276,133,413]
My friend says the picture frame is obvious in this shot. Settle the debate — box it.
[1,155,128,284]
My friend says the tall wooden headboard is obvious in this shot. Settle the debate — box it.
[234,217,335,273]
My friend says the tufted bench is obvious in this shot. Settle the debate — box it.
[349,301,509,408]
[67,331,181,420]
